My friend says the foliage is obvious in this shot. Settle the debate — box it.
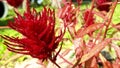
[0,0,120,68]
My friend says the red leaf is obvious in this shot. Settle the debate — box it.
[77,23,104,37]
[85,57,98,68]
[79,39,111,63]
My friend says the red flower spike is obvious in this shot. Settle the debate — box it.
[95,0,112,12]
[6,0,23,8]
[2,6,64,61]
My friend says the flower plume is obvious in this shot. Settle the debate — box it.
[2,6,64,61]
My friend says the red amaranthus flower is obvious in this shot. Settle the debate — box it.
[2,7,64,61]
[95,0,112,12]
[6,0,23,8]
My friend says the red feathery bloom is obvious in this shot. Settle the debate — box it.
[2,6,64,61]
[95,0,112,12]
[6,0,23,8]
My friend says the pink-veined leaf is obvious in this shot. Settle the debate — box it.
[79,38,111,64]
[77,23,104,37]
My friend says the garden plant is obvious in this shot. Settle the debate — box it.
[1,0,120,68]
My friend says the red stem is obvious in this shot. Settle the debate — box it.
[103,0,118,39]
[58,54,74,65]
[72,0,95,67]
[49,58,61,68]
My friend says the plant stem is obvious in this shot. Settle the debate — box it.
[72,57,81,68]
[0,26,9,29]
[72,0,95,67]
[49,58,61,68]
[103,0,117,39]
[58,54,73,65]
